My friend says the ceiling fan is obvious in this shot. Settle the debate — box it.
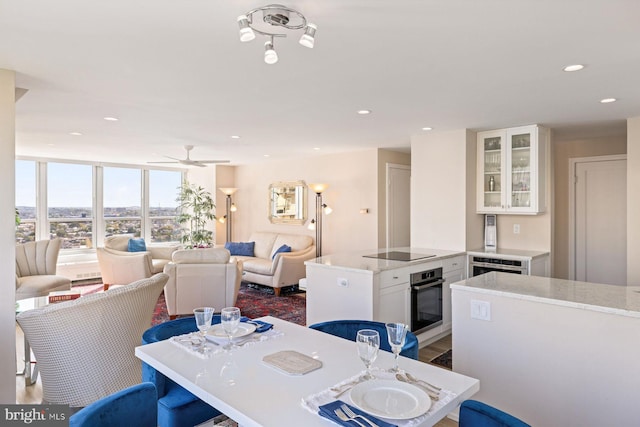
[148,145,230,167]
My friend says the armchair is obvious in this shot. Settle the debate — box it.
[16,273,168,409]
[16,238,71,299]
[97,234,179,290]
[163,247,242,319]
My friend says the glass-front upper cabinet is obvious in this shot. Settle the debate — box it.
[477,125,547,214]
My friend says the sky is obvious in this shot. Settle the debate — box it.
[15,160,181,208]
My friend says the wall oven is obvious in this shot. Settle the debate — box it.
[469,255,528,277]
[410,267,444,334]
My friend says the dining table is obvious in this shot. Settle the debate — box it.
[135,316,479,427]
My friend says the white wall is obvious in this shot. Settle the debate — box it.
[628,117,640,285]
[232,150,379,254]
[411,129,481,250]
[0,69,16,403]
[452,286,640,426]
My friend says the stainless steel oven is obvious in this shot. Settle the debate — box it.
[410,267,444,334]
[469,255,528,277]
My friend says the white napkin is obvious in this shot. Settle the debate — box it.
[301,368,458,427]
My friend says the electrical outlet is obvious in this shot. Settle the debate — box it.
[513,224,520,234]
[470,300,491,321]
[337,278,349,287]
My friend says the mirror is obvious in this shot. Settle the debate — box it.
[269,181,307,224]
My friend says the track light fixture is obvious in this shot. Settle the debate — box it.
[237,4,317,64]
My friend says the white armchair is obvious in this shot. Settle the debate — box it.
[16,273,168,408]
[163,248,242,319]
[96,234,179,290]
[16,239,71,299]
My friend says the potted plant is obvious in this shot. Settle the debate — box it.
[176,181,216,248]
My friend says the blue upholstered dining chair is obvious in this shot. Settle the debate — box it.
[69,382,157,427]
[459,400,531,427]
[308,320,419,360]
[141,316,222,427]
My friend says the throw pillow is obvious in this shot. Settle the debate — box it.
[224,241,255,257]
[272,244,292,260]
[128,238,147,252]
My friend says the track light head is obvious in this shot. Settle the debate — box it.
[264,40,278,64]
[299,23,317,48]
[237,15,256,42]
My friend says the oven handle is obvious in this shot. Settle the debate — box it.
[411,278,445,291]
[470,262,527,272]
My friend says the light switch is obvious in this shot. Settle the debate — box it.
[337,278,348,287]
[513,224,520,234]
[470,299,491,321]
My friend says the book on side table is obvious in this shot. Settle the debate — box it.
[48,290,81,303]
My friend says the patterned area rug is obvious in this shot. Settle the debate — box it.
[73,281,307,327]
[430,349,452,370]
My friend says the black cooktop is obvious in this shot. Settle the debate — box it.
[363,251,436,262]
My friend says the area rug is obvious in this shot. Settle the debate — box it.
[430,349,452,370]
[73,281,307,327]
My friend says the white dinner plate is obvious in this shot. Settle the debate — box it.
[207,323,256,339]
[349,379,431,420]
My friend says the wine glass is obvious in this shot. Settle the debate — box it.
[221,307,241,350]
[193,307,214,351]
[356,329,380,380]
[385,323,408,372]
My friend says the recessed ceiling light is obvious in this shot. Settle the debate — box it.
[313,147,320,151]
[69,132,83,136]
[563,64,584,72]
[47,143,54,146]
[103,117,118,121]
[231,135,241,139]
[357,110,371,115]
[263,154,270,157]
[422,127,433,131]
[600,98,617,103]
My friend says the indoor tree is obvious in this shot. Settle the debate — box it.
[176,181,216,248]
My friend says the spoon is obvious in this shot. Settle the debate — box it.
[395,374,439,401]
[405,372,441,391]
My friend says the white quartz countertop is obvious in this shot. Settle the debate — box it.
[451,272,640,318]
[466,248,549,260]
[305,247,465,274]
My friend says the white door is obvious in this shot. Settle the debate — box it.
[572,156,627,285]
[387,164,410,248]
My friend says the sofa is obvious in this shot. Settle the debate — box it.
[163,247,242,319]
[97,234,180,290]
[228,231,315,296]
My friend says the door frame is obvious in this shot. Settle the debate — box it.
[568,154,626,280]
[386,163,411,249]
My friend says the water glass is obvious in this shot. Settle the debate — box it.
[193,307,214,350]
[385,323,408,372]
[356,329,380,379]
[221,307,241,350]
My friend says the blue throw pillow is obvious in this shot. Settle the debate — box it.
[128,238,147,252]
[272,244,292,259]
[224,241,255,257]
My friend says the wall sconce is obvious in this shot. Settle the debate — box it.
[308,183,331,257]
[218,188,238,243]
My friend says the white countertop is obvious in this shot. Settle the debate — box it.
[305,247,466,274]
[451,272,640,318]
[466,248,549,260]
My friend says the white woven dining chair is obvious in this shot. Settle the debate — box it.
[16,273,168,409]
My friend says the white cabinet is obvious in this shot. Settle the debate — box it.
[378,282,410,325]
[477,124,548,214]
[442,255,465,331]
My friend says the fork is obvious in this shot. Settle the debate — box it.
[341,404,379,427]
[334,408,367,427]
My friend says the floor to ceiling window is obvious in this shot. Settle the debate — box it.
[15,158,184,250]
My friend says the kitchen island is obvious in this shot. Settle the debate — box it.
[305,247,465,344]
[451,272,640,426]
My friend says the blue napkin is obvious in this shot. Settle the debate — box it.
[240,317,273,333]
[318,400,397,427]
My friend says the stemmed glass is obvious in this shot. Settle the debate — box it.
[385,322,408,372]
[356,329,380,380]
[220,307,241,350]
[193,307,214,352]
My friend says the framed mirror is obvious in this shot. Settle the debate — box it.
[269,181,307,224]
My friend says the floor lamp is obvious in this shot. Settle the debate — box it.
[308,183,331,257]
[218,188,238,243]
